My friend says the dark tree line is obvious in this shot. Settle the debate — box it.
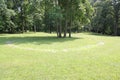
[0,0,120,37]
[0,0,92,38]
[89,0,120,36]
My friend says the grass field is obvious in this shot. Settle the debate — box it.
[0,32,120,80]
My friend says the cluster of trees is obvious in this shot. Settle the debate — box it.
[90,0,120,35]
[0,0,120,37]
[0,0,93,37]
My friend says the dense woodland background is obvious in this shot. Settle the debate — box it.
[0,0,120,37]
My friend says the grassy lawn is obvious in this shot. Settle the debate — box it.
[0,32,120,80]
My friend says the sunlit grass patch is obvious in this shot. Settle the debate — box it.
[0,32,120,80]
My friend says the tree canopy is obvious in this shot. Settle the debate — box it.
[0,0,120,36]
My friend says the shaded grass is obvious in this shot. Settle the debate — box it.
[0,32,120,80]
[0,33,81,45]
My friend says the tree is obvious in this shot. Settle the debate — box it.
[0,0,16,33]
[112,0,120,35]
[90,0,120,35]
[0,0,94,37]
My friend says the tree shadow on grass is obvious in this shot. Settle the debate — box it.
[0,36,82,45]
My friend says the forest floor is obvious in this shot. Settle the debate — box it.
[0,32,120,80]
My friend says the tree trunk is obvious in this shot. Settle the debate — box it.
[34,25,36,33]
[114,23,117,36]
[56,21,59,37]
[69,22,72,38]
[69,15,72,38]
[58,19,62,38]
[55,0,59,37]
[49,25,52,34]
[24,20,27,32]
[69,2,72,38]
[114,14,118,36]
[64,11,68,38]
[21,7,24,33]
[113,5,120,36]
[64,19,67,38]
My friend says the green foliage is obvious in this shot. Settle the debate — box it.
[0,0,16,33]
[90,0,120,35]
[1,0,120,36]
[0,0,93,37]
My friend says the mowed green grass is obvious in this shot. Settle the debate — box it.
[0,32,120,80]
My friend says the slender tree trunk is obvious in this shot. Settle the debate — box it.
[56,21,59,37]
[58,19,62,38]
[69,24,72,38]
[44,0,47,33]
[69,1,72,38]
[55,0,59,37]
[64,19,67,38]
[114,13,118,36]
[25,20,27,32]
[21,7,24,33]
[22,18,24,33]
[64,11,68,38]
[34,25,36,33]
[49,25,52,34]
[22,24,24,33]
[58,0,63,38]
[69,14,72,38]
